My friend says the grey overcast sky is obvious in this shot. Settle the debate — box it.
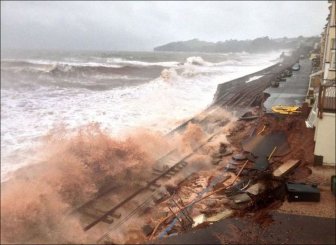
[1,1,330,51]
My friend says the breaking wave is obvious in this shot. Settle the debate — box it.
[0,124,175,243]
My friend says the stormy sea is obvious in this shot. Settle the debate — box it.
[1,50,283,181]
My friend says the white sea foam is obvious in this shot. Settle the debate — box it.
[1,50,282,181]
[107,57,180,67]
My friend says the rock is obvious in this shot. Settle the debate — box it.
[224,163,237,171]
[212,159,221,165]
[192,214,207,228]
[228,159,242,165]
[221,149,233,157]
[231,193,252,204]
[232,153,247,161]
[205,199,217,208]
[142,224,154,236]
[219,143,227,154]
[245,182,266,195]
[206,210,234,222]
[165,184,177,195]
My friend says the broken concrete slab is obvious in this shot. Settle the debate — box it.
[241,131,290,157]
[142,224,154,236]
[206,210,234,223]
[231,193,252,204]
[228,159,242,165]
[219,143,227,154]
[221,149,233,157]
[245,182,266,196]
[252,156,269,171]
[273,159,300,177]
[225,179,251,197]
[192,214,207,228]
[224,163,238,171]
[232,153,247,161]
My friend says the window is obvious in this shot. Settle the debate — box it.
[331,50,336,70]
[331,38,336,50]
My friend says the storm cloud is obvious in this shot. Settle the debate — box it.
[1,1,329,51]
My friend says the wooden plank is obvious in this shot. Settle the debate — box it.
[273,159,300,177]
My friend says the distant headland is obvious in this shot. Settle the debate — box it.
[154,36,319,53]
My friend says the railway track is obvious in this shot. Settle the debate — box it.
[73,61,294,242]
[70,130,221,242]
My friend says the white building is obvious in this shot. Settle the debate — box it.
[306,1,335,165]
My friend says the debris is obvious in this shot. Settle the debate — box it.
[271,105,301,115]
[110,212,121,219]
[257,125,266,135]
[206,210,234,222]
[224,163,238,172]
[102,216,114,224]
[238,111,259,121]
[273,159,300,177]
[252,156,269,171]
[241,131,290,158]
[142,224,154,237]
[267,146,277,160]
[211,175,231,191]
[228,159,242,165]
[231,193,252,204]
[153,192,166,204]
[286,182,320,202]
[245,182,266,195]
[204,199,218,208]
[165,184,177,195]
[192,214,207,228]
[212,146,233,165]
[232,153,247,161]
[219,143,227,154]
[225,179,251,197]
[222,149,233,157]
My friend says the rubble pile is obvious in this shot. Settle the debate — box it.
[141,110,327,243]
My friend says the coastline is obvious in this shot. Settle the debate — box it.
[1,47,321,244]
[168,49,300,136]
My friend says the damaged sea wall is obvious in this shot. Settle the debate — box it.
[212,63,280,105]
[211,48,304,106]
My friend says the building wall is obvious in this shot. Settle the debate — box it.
[314,112,336,165]
[309,1,335,166]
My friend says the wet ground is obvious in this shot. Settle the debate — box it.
[153,211,335,244]
[78,48,335,244]
[263,58,311,112]
[142,51,335,245]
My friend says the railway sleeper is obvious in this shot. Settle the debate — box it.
[152,193,165,204]
[102,216,114,224]
[164,173,174,178]
[167,169,179,175]
[152,167,164,173]
[110,212,121,219]
[152,182,161,188]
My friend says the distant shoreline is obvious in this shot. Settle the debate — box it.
[168,48,302,135]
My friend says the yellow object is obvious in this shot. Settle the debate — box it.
[271,105,301,115]
[309,53,318,60]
